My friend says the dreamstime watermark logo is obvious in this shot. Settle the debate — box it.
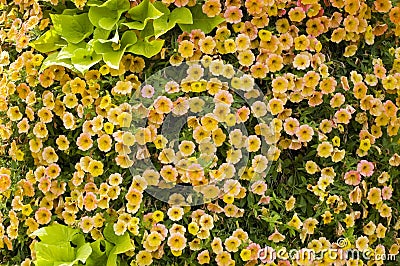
[125,60,275,206]
[258,238,397,263]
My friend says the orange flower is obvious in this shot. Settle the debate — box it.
[202,0,221,17]
[390,7,400,24]
[35,207,52,225]
[374,0,392,13]
[84,192,98,211]
[344,0,359,15]
[77,133,93,151]
[0,174,11,192]
[266,54,283,72]
[38,69,55,88]
[289,7,306,22]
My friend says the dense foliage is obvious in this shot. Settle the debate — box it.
[0,0,400,265]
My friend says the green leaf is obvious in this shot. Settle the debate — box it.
[34,242,75,265]
[178,4,224,34]
[93,28,112,40]
[126,38,164,58]
[86,240,108,264]
[71,47,102,73]
[153,3,192,38]
[103,224,134,254]
[139,21,154,39]
[123,0,163,30]
[31,224,79,245]
[40,52,79,73]
[30,29,67,53]
[93,30,137,69]
[74,243,92,264]
[57,42,87,60]
[50,13,94,44]
[88,0,130,30]
[106,248,118,266]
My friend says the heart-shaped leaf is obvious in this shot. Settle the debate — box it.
[178,4,224,34]
[57,42,87,60]
[71,46,102,73]
[35,242,75,265]
[126,38,164,58]
[31,224,79,245]
[93,31,137,69]
[40,52,79,73]
[93,28,112,40]
[50,13,94,44]
[86,240,108,265]
[153,3,192,38]
[88,0,130,30]
[29,29,67,53]
[103,224,134,255]
[123,0,163,30]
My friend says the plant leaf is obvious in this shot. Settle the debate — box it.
[73,243,92,264]
[106,247,118,266]
[31,224,79,245]
[40,52,79,73]
[126,38,164,58]
[86,240,108,264]
[57,42,87,60]
[50,13,94,44]
[34,242,75,264]
[88,0,130,30]
[103,224,134,254]
[71,47,102,73]
[93,30,137,69]
[153,3,192,38]
[29,29,67,53]
[178,4,224,34]
[123,0,163,30]
[93,28,112,40]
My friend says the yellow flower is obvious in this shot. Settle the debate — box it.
[136,250,153,266]
[21,204,33,216]
[285,196,296,211]
[167,206,184,221]
[154,135,168,149]
[288,213,302,229]
[147,231,163,247]
[100,95,112,109]
[7,106,23,121]
[122,132,135,146]
[332,136,340,147]
[224,236,241,252]
[167,233,186,251]
[223,194,235,204]
[178,40,194,58]
[88,160,104,177]
[76,133,93,151]
[359,139,371,152]
[246,135,261,152]
[15,150,24,161]
[268,98,284,115]
[103,122,114,134]
[35,207,52,225]
[317,142,334,158]
[258,29,272,42]
[188,222,199,235]
[97,134,112,152]
[238,249,251,261]
[117,112,132,128]
[152,210,164,223]
[99,64,110,75]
